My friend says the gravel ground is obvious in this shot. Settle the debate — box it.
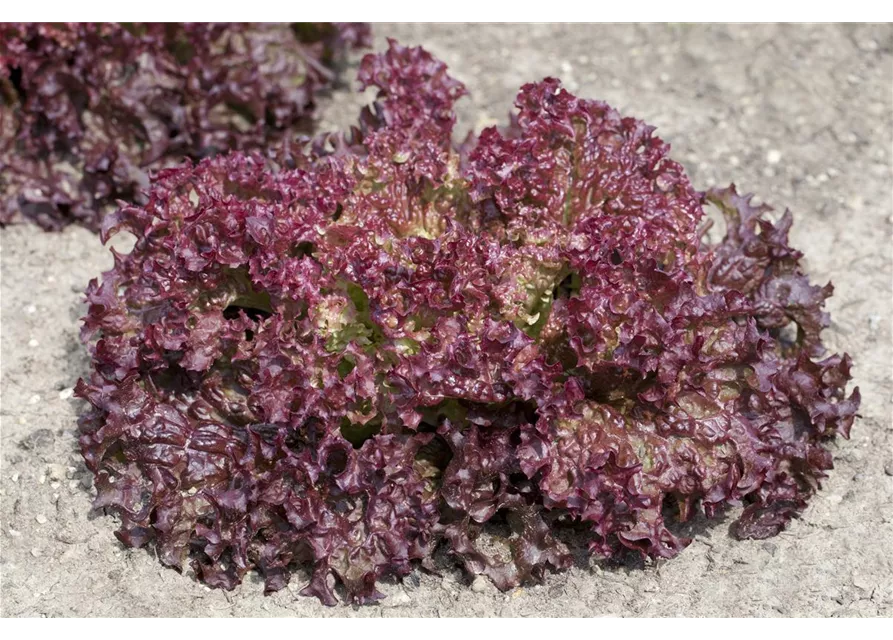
[1,23,891,617]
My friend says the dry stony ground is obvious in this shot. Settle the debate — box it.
[1,23,891,618]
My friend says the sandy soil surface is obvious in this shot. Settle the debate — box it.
[1,23,891,617]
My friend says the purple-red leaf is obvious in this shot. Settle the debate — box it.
[0,22,370,231]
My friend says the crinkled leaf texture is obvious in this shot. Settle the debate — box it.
[77,40,860,605]
[0,22,370,231]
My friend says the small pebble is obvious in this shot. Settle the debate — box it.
[58,388,74,400]
[11,473,19,483]
[766,149,782,165]
[858,39,878,52]
[884,462,893,477]
[31,548,41,557]
[382,589,412,607]
[852,573,872,591]
[8,528,21,537]
[28,395,41,405]
[471,576,488,593]
[47,464,67,482]
[35,514,48,525]
[25,304,37,314]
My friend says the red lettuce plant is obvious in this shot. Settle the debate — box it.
[76,41,860,605]
[0,22,370,231]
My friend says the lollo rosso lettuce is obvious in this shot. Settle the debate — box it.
[0,22,370,231]
[76,40,860,605]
